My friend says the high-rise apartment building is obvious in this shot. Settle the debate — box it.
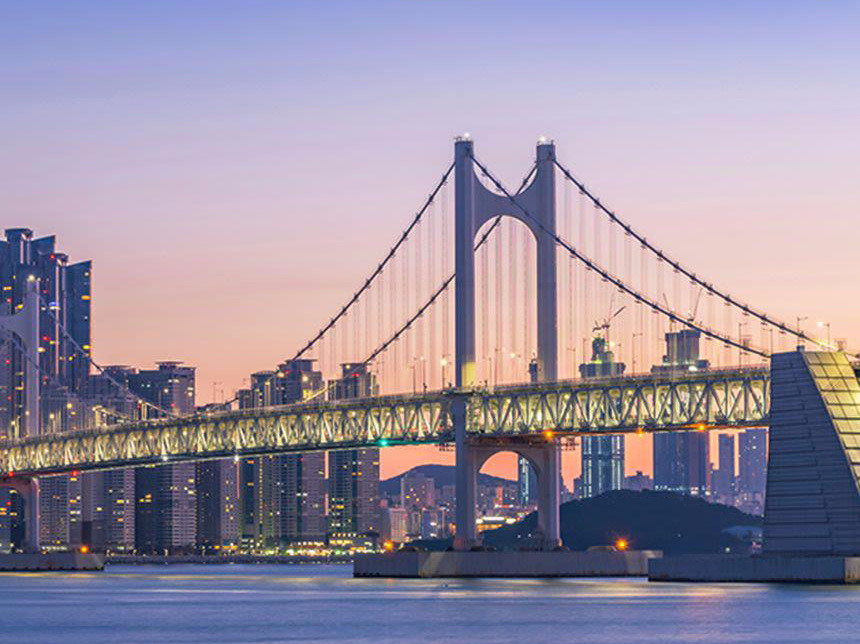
[0,487,23,553]
[579,337,625,498]
[236,360,327,550]
[39,471,82,550]
[652,330,711,497]
[275,360,326,546]
[328,364,380,538]
[130,362,197,553]
[400,472,436,511]
[737,428,767,515]
[518,456,538,506]
[0,229,93,549]
[653,431,710,496]
[0,229,92,404]
[279,453,326,544]
[196,459,239,552]
[81,366,140,552]
[101,469,136,552]
[238,372,280,550]
[712,434,736,505]
[651,329,710,375]
[135,463,197,554]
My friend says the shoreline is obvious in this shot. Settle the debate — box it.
[106,554,353,566]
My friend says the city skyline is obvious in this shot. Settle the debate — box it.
[5,2,860,483]
[4,4,860,640]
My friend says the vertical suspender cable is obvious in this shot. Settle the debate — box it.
[428,199,437,389]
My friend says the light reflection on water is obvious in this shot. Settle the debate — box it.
[1,564,857,643]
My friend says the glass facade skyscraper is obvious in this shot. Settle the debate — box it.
[0,228,93,551]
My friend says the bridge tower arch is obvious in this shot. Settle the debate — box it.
[453,137,561,550]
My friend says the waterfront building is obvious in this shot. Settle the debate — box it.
[328,364,380,539]
[0,229,93,548]
[236,360,326,550]
[196,459,239,553]
[737,428,768,515]
[579,336,626,498]
[276,360,326,546]
[517,359,542,509]
[39,471,82,551]
[650,329,710,375]
[517,456,538,506]
[401,472,435,511]
[0,228,93,399]
[712,434,736,505]
[653,431,710,496]
[652,330,711,497]
[81,366,140,552]
[420,508,448,539]
[237,372,280,550]
[102,469,136,552]
[381,506,409,543]
[130,362,197,553]
[0,487,22,553]
[279,452,327,545]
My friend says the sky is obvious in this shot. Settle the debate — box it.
[3,1,860,480]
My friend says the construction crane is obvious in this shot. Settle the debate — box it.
[593,298,626,339]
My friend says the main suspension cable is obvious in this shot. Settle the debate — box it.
[303,203,510,402]
[36,293,175,418]
[0,329,134,428]
[471,154,770,359]
[221,161,456,408]
[553,157,835,351]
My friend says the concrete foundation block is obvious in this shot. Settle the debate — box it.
[0,552,104,572]
[354,550,661,578]
[648,554,860,583]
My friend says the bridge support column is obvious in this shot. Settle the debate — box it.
[454,437,561,551]
[535,442,561,550]
[1,477,40,553]
[453,396,478,550]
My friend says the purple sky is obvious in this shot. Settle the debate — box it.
[3,1,859,478]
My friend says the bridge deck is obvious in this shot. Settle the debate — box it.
[0,367,769,476]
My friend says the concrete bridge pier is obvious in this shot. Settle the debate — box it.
[454,431,561,551]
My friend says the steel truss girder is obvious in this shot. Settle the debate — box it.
[469,368,769,437]
[0,368,769,476]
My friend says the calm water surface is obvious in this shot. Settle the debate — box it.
[1,564,857,643]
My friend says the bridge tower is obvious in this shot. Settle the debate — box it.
[0,277,41,552]
[453,137,561,550]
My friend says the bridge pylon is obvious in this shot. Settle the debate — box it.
[453,137,561,550]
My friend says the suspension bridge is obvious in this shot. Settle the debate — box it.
[0,136,855,554]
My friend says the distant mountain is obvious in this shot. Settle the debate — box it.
[380,464,515,497]
[481,490,762,555]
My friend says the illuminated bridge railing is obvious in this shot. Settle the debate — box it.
[0,367,769,476]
